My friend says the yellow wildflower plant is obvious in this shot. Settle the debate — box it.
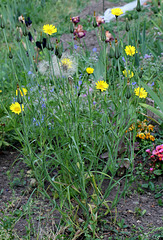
[16,88,27,96]
[125,45,137,56]
[86,67,94,74]
[96,81,109,92]
[123,69,134,78]
[134,87,147,99]
[43,24,57,35]
[10,102,24,115]
[111,8,123,17]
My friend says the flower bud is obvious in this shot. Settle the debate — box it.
[109,42,115,58]
[16,28,21,42]
[125,86,131,99]
[0,15,5,29]
[101,26,106,42]
[125,18,130,32]
[16,84,23,104]
[114,38,121,59]
[136,0,141,12]
[8,47,13,59]
[139,68,143,78]
[93,11,98,28]
[22,24,28,36]
[69,19,74,33]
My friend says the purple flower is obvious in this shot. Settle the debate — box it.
[144,54,151,59]
[93,101,96,105]
[28,71,33,75]
[79,74,83,79]
[89,88,93,92]
[151,82,154,86]
[78,80,82,86]
[92,47,97,53]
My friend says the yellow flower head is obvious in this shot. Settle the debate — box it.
[86,67,94,75]
[43,24,57,35]
[60,58,73,71]
[0,90,2,93]
[149,135,155,141]
[148,124,154,131]
[139,133,145,139]
[125,45,137,56]
[96,80,109,92]
[123,69,134,78]
[111,8,123,17]
[16,88,27,96]
[134,87,147,98]
[10,102,24,115]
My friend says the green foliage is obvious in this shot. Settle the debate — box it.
[0,0,163,238]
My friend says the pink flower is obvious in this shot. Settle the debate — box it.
[74,24,86,39]
[96,16,105,27]
[146,149,151,154]
[105,31,114,43]
[150,168,154,172]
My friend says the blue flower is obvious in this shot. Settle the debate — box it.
[78,80,82,86]
[132,82,137,85]
[50,88,54,92]
[151,82,154,86]
[92,47,97,53]
[42,103,46,108]
[122,57,126,62]
[74,44,78,50]
[28,71,33,75]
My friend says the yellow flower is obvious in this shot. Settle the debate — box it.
[10,102,24,115]
[111,8,123,17]
[86,67,94,74]
[149,135,155,141]
[43,24,57,35]
[123,69,134,78]
[139,133,145,139]
[0,90,2,93]
[96,81,109,92]
[60,58,73,71]
[125,45,137,56]
[16,88,27,96]
[134,87,147,98]
[148,124,154,131]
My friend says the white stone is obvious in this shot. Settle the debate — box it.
[103,0,148,23]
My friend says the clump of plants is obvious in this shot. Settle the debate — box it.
[146,144,163,176]
[0,0,163,238]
